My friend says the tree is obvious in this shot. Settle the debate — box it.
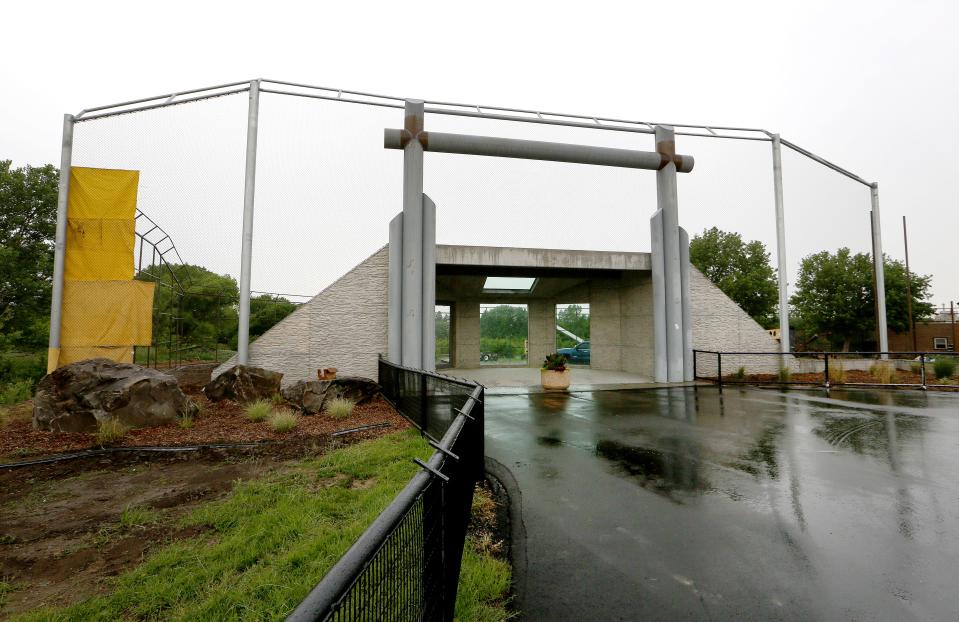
[556,304,590,348]
[480,305,528,339]
[689,227,779,328]
[790,248,933,351]
[249,294,297,338]
[0,160,59,350]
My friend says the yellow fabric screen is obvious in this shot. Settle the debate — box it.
[59,346,134,366]
[65,167,139,281]
[60,280,155,347]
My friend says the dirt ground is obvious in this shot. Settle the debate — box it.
[0,388,410,618]
[729,368,959,389]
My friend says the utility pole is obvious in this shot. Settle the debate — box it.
[903,216,917,352]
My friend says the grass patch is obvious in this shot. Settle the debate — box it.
[268,408,299,432]
[735,366,746,380]
[831,363,847,384]
[179,411,195,429]
[777,367,791,383]
[0,379,33,406]
[325,397,355,419]
[0,580,14,607]
[95,419,127,445]
[244,399,272,422]
[119,505,161,529]
[11,430,511,621]
[933,358,957,380]
[869,362,895,384]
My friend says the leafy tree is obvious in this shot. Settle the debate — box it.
[556,304,590,348]
[790,248,933,351]
[0,160,59,350]
[249,294,297,338]
[480,305,528,339]
[689,227,779,328]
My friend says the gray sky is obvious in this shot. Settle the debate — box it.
[4,0,957,304]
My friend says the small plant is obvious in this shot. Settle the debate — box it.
[96,418,128,445]
[933,357,957,380]
[245,399,272,422]
[869,362,895,384]
[831,363,847,384]
[778,367,791,383]
[178,412,195,429]
[0,407,8,428]
[271,392,286,406]
[542,353,569,372]
[735,366,746,380]
[0,379,33,406]
[326,397,355,419]
[269,408,299,432]
[119,505,159,529]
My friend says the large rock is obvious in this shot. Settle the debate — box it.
[203,365,282,404]
[168,362,219,390]
[282,376,379,414]
[33,359,198,433]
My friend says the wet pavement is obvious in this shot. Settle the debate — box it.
[485,386,959,621]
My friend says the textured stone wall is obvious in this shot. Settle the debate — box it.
[214,246,390,385]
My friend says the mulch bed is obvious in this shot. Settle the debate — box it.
[726,368,959,389]
[0,389,409,464]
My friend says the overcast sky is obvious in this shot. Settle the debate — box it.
[4,0,957,305]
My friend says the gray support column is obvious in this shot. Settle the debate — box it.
[771,134,791,354]
[679,227,693,382]
[401,100,426,368]
[388,212,404,363]
[871,183,889,357]
[650,210,667,383]
[237,80,260,365]
[422,195,436,371]
[655,125,684,382]
[47,113,74,372]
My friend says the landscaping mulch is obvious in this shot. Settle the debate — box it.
[728,368,959,389]
[0,390,409,463]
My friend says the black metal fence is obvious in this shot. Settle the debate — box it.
[694,349,959,390]
[286,358,485,622]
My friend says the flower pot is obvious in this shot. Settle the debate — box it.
[541,368,571,390]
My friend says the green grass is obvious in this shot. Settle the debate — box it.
[95,419,128,445]
[325,397,355,419]
[933,357,957,380]
[268,409,299,432]
[244,399,272,422]
[0,379,33,406]
[119,505,161,529]
[11,430,511,621]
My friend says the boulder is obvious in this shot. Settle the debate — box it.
[281,380,332,414]
[282,376,379,414]
[168,362,219,390]
[33,359,198,433]
[203,365,282,404]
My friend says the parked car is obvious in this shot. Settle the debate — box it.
[558,340,590,365]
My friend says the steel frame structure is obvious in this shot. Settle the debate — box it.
[49,78,891,374]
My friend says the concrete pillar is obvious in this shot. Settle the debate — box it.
[650,210,667,383]
[656,125,684,382]
[401,100,425,367]
[388,212,403,363]
[422,195,436,371]
[679,227,693,381]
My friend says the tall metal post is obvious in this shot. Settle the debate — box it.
[655,125,684,382]
[903,216,916,352]
[47,113,75,373]
[771,134,790,355]
[401,100,426,368]
[237,80,260,365]
[870,183,889,357]
[422,195,436,371]
[650,211,667,383]
[388,213,404,363]
[679,227,693,381]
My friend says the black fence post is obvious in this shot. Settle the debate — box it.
[717,352,723,390]
[420,373,429,432]
[824,353,830,389]
[920,353,927,390]
[692,350,698,380]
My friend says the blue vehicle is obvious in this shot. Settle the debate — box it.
[558,340,590,365]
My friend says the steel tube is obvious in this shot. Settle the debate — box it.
[76,80,253,116]
[779,138,872,187]
[871,183,889,357]
[650,210,667,383]
[401,101,425,368]
[422,195,437,372]
[385,129,694,172]
[656,126,685,382]
[47,114,74,373]
[237,80,260,365]
[772,134,791,355]
[388,213,404,363]
[75,88,251,122]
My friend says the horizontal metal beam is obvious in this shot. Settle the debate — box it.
[384,129,695,173]
[75,87,251,122]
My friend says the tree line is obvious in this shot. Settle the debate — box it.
[689,227,934,352]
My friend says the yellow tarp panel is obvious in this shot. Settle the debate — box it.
[65,167,139,281]
[59,346,134,366]
[60,280,155,347]
[47,347,60,374]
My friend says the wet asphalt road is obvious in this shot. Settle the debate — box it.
[484,386,959,621]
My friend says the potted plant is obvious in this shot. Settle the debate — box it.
[541,353,571,390]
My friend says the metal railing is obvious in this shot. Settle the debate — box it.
[693,349,959,391]
[286,358,485,622]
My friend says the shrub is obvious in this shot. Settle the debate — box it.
[326,397,355,419]
[269,408,299,432]
[735,366,746,380]
[909,362,922,376]
[0,379,33,406]
[96,418,127,445]
[0,353,46,386]
[178,412,195,429]
[542,353,568,372]
[869,362,895,384]
[778,367,791,383]
[244,399,272,422]
[933,357,957,380]
[831,363,847,384]
[271,393,286,406]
